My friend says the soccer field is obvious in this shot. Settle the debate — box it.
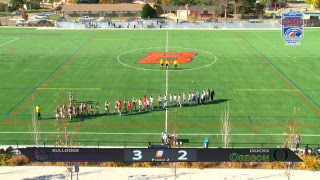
[0,28,319,148]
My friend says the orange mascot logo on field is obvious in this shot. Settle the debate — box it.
[137,52,197,64]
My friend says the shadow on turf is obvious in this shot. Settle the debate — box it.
[41,99,230,121]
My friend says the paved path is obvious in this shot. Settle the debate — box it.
[0,166,319,180]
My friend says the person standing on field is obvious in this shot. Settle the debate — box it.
[36,105,42,120]
[173,59,178,70]
[210,88,215,102]
[165,60,169,70]
[160,59,164,70]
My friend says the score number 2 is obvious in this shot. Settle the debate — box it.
[132,150,142,160]
[178,150,187,160]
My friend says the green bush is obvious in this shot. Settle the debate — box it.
[0,3,6,11]
[141,3,156,18]
[241,14,250,19]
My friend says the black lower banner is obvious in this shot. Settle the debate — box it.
[18,147,302,162]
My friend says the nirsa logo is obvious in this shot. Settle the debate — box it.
[52,149,79,153]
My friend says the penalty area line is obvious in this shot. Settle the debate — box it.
[0,132,320,137]
[0,38,19,47]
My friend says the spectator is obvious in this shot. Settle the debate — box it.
[295,134,300,150]
[204,137,209,148]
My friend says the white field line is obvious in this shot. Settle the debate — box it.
[253,32,290,58]
[0,38,19,47]
[165,31,169,133]
[0,132,320,137]
[253,32,320,79]
[38,31,83,58]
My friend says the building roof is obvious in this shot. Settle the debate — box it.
[61,3,143,12]
[0,0,10,4]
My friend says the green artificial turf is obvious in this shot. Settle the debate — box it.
[0,28,319,148]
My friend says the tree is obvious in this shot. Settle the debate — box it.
[30,104,41,147]
[189,11,199,22]
[74,0,99,4]
[232,0,246,14]
[282,107,301,180]
[49,0,60,8]
[10,0,25,8]
[305,0,320,9]
[218,102,231,148]
[141,3,156,18]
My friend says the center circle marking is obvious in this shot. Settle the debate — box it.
[117,47,218,71]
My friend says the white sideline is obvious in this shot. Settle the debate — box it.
[0,132,320,136]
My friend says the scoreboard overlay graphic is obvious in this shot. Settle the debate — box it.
[281,9,304,46]
[18,147,302,162]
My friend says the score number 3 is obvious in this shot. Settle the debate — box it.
[132,150,142,160]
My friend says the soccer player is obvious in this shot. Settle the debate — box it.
[55,111,60,122]
[83,102,88,115]
[138,98,142,112]
[163,94,167,108]
[182,92,186,105]
[127,101,132,115]
[210,88,215,102]
[158,95,162,108]
[160,59,164,70]
[146,98,150,111]
[117,101,122,116]
[169,94,173,107]
[173,59,178,70]
[149,96,154,110]
[123,98,127,113]
[95,103,99,115]
[89,103,94,116]
[105,101,110,115]
[177,94,182,108]
[68,105,72,120]
[72,105,77,118]
[165,60,169,70]
[132,97,137,110]
[69,91,74,103]
[114,100,118,113]
[188,92,192,106]
[143,95,147,111]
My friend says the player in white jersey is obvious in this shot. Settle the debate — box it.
[146,98,150,111]
[163,94,167,108]
[158,95,162,108]
[182,92,186,105]
[188,92,192,106]
[169,94,173,107]
[177,94,182,108]
[173,94,177,106]
[206,90,209,104]
[149,96,154,110]
[138,98,142,112]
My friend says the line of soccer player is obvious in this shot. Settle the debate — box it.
[54,89,215,121]
[108,88,215,116]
